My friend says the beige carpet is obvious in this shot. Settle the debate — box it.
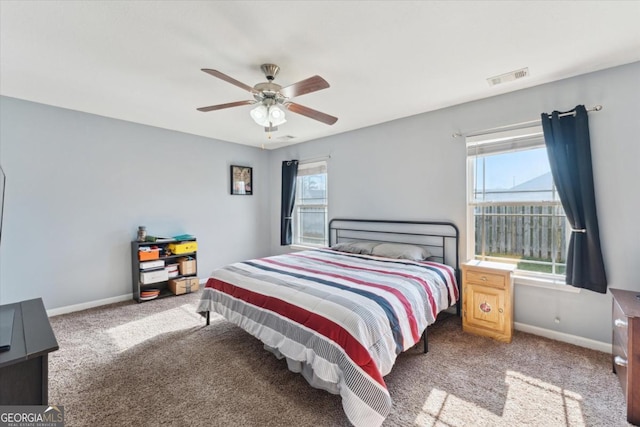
[48,290,631,426]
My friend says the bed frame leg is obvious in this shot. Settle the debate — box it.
[206,311,210,326]
[423,329,428,353]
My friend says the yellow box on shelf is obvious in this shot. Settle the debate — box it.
[167,241,198,255]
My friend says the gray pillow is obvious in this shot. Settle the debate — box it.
[331,241,380,255]
[371,243,430,261]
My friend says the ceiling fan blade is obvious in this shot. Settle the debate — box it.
[279,75,330,98]
[197,100,255,112]
[201,69,256,93]
[284,102,338,125]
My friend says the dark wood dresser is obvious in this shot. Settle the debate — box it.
[611,288,640,425]
[0,298,59,405]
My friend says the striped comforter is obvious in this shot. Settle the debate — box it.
[197,248,458,427]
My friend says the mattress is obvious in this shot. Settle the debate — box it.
[197,248,458,426]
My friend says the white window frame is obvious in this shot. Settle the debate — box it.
[292,160,328,248]
[466,125,569,285]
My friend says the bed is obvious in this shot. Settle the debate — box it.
[197,219,460,427]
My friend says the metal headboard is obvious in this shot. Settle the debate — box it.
[329,218,461,315]
[329,218,459,269]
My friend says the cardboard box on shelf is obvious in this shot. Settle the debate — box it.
[178,257,197,275]
[167,241,198,255]
[168,277,199,295]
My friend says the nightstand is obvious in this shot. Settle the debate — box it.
[462,260,516,343]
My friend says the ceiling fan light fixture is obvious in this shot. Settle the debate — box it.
[268,105,286,126]
[250,103,286,128]
[250,104,269,126]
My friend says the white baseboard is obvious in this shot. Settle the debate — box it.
[47,278,209,317]
[47,294,132,317]
[515,322,611,354]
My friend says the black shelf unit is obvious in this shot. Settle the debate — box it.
[131,238,198,303]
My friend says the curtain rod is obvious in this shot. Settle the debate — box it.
[452,105,602,138]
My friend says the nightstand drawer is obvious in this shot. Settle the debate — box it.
[466,270,505,288]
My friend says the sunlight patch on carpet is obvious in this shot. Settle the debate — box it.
[106,304,204,352]
[504,370,585,426]
[415,387,502,426]
[414,371,585,426]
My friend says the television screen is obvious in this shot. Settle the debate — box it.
[0,165,10,349]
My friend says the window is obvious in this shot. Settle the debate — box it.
[467,125,568,279]
[293,160,328,247]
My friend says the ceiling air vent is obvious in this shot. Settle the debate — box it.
[487,67,529,86]
[277,135,296,141]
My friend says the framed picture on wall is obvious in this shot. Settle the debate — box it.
[230,165,253,195]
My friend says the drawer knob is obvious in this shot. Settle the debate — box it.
[481,276,488,281]
[480,302,492,313]
[614,356,628,367]
[614,318,628,328]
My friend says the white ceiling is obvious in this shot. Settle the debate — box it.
[1,1,639,149]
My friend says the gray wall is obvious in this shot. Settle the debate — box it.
[0,97,271,309]
[269,61,640,344]
[1,62,637,343]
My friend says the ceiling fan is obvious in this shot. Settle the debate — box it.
[197,64,338,132]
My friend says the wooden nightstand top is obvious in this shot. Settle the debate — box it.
[463,260,517,273]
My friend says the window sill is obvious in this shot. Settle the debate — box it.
[513,274,580,293]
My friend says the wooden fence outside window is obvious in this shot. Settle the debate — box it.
[474,204,567,274]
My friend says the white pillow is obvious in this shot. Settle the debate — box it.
[371,243,430,261]
[331,241,380,255]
